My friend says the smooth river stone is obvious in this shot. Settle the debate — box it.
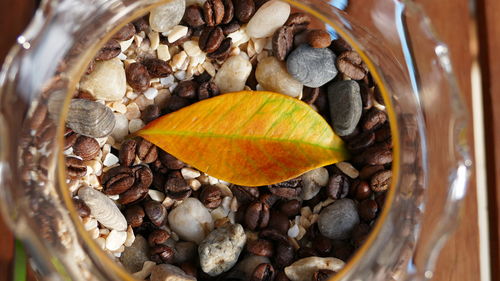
[327,80,362,136]
[149,0,185,33]
[214,55,252,93]
[79,58,126,101]
[167,198,214,243]
[317,199,359,240]
[286,44,338,88]
[256,56,303,98]
[246,0,291,38]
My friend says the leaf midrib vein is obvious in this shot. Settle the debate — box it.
[141,129,342,152]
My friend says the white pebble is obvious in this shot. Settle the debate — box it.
[148,31,160,51]
[181,167,201,180]
[148,189,166,202]
[335,162,360,178]
[129,119,146,133]
[132,261,156,280]
[256,56,302,98]
[111,113,129,141]
[120,37,134,52]
[106,230,127,251]
[134,94,155,110]
[144,88,159,100]
[288,224,300,238]
[247,0,291,38]
[124,225,136,247]
[171,51,188,70]
[103,153,119,167]
[214,55,252,93]
[99,228,110,236]
[108,194,120,200]
[149,0,185,33]
[79,58,127,101]
[157,44,171,61]
[174,70,187,80]
[125,102,141,120]
[167,25,189,43]
[160,75,175,86]
[202,61,216,77]
[187,179,201,191]
[89,227,100,239]
[228,28,250,47]
[117,53,127,60]
[167,198,214,243]
[96,237,106,250]
[208,176,220,185]
[126,91,140,100]
[83,217,98,231]
[183,40,202,57]
[108,101,127,113]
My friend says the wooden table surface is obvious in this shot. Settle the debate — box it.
[0,0,497,281]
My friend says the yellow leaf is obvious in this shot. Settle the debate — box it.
[137,91,348,186]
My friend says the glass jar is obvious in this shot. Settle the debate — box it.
[0,0,472,280]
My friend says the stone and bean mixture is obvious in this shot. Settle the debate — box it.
[65,0,392,280]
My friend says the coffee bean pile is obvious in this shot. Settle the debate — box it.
[64,1,393,280]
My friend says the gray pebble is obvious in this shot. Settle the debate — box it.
[327,80,362,136]
[318,199,359,240]
[286,44,338,88]
[199,224,247,276]
[120,235,149,273]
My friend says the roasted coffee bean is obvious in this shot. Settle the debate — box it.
[148,229,170,245]
[194,71,213,83]
[359,165,385,180]
[297,247,317,258]
[268,210,290,234]
[313,270,336,281]
[336,51,368,80]
[183,5,206,27]
[370,170,391,192]
[246,239,274,257]
[362,108,387,132]
[347,132,375,152]
[374,85,384,105]
[102,166,135,195]
[144,201,167,226]
[307,29,331,48]
[198,81,220,100]
[126,62,150,92]
[359,144,392,166]
[159,151,185,169]
[66,157,87,179]
[133,165,154,188]
[132,17,149,33]
[272,26,294,61]
[200,185,223,208]
[150,245,175,263]
[95,39,121,61]
[351,223,370,248]
[285,12,311,33]
[302,86,320,105]
[136,138,158,163]
[73,198,90,218]
[64,130,78,150]
[221,0,234,24]
[72,135,100,160]
[167,95,192,112]
[165,177,192,200]
[327,174,350,199]
[374,124,391,142]
[179,263,197,277]
[351,180,372,201]
[275,271,290,281]
[208,37,232,60]
[199,26,225,53]
[251,263,275,281]
[268,178,302,198]
[112,23,135,41]
[375,192,387,208]
[255,0,269,8]
[275,242,294,268]
[203,0,225,26]
[330,37,352,54]
[221,21,241,35]
[314,235,332,256]
[234,0,255,23]
[359,199,378,221]
[359,82,373,110]
[260,228,288,244]
[279,199,301,217]
[332,240,354,261]
[174,80,198,99]
[29,103,48,131]
[125,205,145,227]
[142,58,172,78]
[245,202,270,230]
[119,139,137,166]
[231,185,260,205]
[259,193,279,207]
[141,104,161,123]
[118,182,149,205]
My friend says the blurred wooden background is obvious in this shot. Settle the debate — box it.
[0,0,497,280]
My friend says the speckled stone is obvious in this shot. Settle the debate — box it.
[286,44,338,88]
[198,224,247,276]
[327,80,362,136]
[318,199,359,239]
